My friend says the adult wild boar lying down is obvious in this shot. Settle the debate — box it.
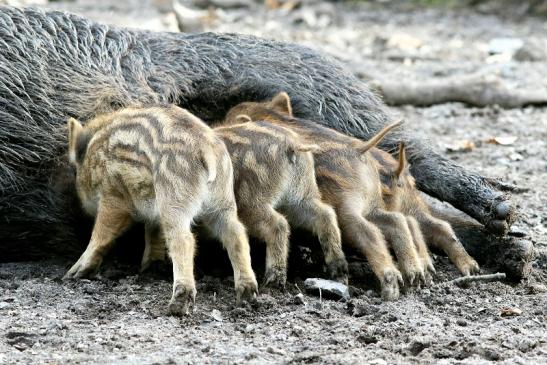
[0,6,530,278]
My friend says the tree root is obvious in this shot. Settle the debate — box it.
[371,73,547,108]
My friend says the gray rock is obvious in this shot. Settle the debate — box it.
[488,37,524,55]
[303,278,350,301]
[193,0,253,9]
[514,40,547,62]
[172,0,210,32]
[528,283,547,294]
[210,309,223,322]
[293,293,306,305]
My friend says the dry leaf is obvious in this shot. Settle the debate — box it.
[265,0,280,9]
[486,136,518,145]
[265,0,299,11]
[500,307,522,317]
[445,140,475,153]
[387,34,424,51]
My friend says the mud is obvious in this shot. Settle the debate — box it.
[1,0,546,363]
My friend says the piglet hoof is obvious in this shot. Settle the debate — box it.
[327,258,349,285]
[63,257,100,280]
[455,257,481,277]
[400,264,426,289]
[236,277,259,304]
[424,272,434,286]
[380,269,402,301]
[263,266,287,289]
[168,284,196,316]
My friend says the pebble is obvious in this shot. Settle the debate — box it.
[303,278,350,301]
[293,293,306,305]
[528,283,547,294]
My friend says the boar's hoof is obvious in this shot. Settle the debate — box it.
[486,198,515,235]
[168,284,196,316]
[495,201,512,219]
[327,258,350,285]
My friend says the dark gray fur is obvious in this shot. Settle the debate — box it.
[0,6,513,260]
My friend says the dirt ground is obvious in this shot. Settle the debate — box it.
[1,1,546,364]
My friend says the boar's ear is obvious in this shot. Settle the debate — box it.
[269,92,293,116]
[67,117,83,165]
[235,114,252,124]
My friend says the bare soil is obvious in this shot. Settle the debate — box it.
[1,1,546,364]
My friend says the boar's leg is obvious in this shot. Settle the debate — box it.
[401,141,515,236]
[413,210,480,277]
[422,193,534,280]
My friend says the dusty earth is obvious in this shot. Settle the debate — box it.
[0,0,546,364]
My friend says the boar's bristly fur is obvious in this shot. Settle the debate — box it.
[0,6,513,261]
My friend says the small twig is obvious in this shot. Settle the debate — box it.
[294,283,302,294]
[441,273,506,287]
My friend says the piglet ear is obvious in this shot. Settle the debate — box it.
[296,143,320,153]
[67,117,83,165]
[235,114,252,124]
[395,142,407,178]
[268,92,293,116]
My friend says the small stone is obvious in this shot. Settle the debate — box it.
[291,325,304,337]
[528,283,547,294]
[383,313,398,323]
[357,334,378,345]
[500,307,522,317]
[230,307,248,317]
[456,319,467,326]
[210,309,223,322]
[303,278,350,301]
[408,338,431,356]
[367,358,387,365]
[514,39,547,61]
[508,226,528,238]
[481,347,501,361]
[293,293,306,305]
[365,290,376,297]
[488,37,524,55]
